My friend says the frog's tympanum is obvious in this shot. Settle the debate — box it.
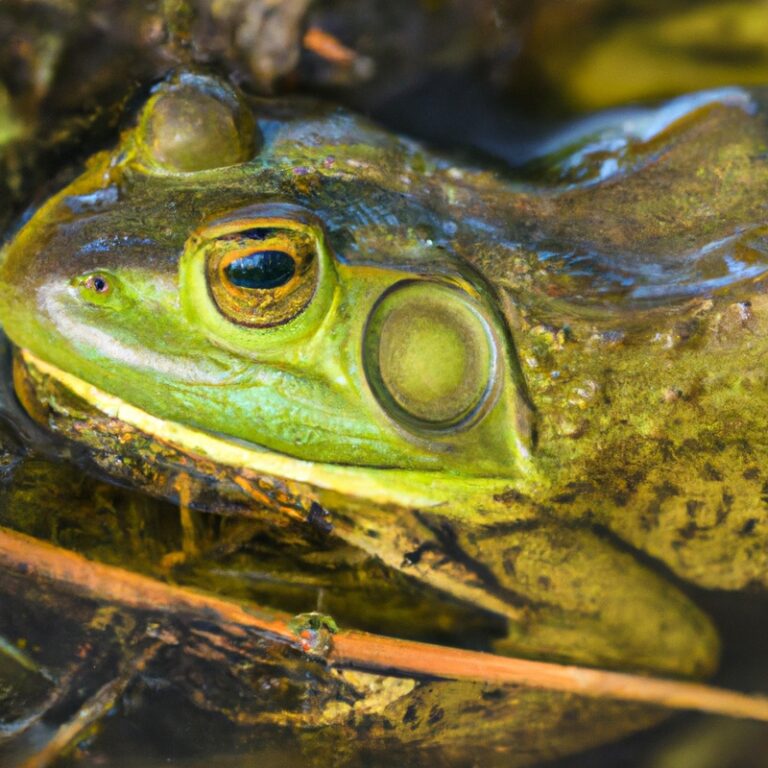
[1,71,768,758]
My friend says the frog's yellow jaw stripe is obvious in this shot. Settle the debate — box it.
[18,349,508,509]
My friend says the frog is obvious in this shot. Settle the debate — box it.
[1,69,768,759]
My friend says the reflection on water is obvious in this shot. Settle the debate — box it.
[0,459,659,768]
[533,224,768,305]
[0,444,766,767]
[522,88,756,187]
[512,88,768,306]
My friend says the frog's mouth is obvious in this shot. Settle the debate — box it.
[13,347,508,512]
[10,347,723,681]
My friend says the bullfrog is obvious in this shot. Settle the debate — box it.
[1,69,768,758]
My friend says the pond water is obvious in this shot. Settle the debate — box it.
[3,2,768,766]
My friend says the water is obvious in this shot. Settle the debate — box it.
[3,1,768,765]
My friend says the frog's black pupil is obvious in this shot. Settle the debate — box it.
[93,277,107,292]
[224,251,296,289]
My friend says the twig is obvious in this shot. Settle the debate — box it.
[303,27,358,66]
[330,633,768,722]
[2,525,768,723]
[19,641,162,768]
[0,525,292,639]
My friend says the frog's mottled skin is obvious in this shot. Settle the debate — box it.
[2,71,768,755]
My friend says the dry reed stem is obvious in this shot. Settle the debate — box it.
[2,525,768,723]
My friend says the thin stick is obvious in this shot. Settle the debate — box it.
[20,642,162,768]
[303,27,358,65]
[0,525,293,639]
[330,632,768,721]
[1,525,768,723]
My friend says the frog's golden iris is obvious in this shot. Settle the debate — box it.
[204,222,319,328]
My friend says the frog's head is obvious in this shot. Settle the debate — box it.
[0,72,533,481]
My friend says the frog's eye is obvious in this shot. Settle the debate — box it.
[205,226,319,327]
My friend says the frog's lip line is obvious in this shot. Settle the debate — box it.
[20,349,513,509]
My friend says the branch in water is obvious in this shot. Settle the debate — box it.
[1,524,767,723]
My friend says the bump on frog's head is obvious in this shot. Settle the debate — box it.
[133,71,260,173]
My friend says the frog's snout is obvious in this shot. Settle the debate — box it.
[0,235,32,337]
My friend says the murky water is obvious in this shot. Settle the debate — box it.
[3,2,768,766]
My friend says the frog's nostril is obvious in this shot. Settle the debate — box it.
[85,274,109,294]
[71,271,131,310]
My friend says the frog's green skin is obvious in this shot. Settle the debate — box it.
[3,72,768,692]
